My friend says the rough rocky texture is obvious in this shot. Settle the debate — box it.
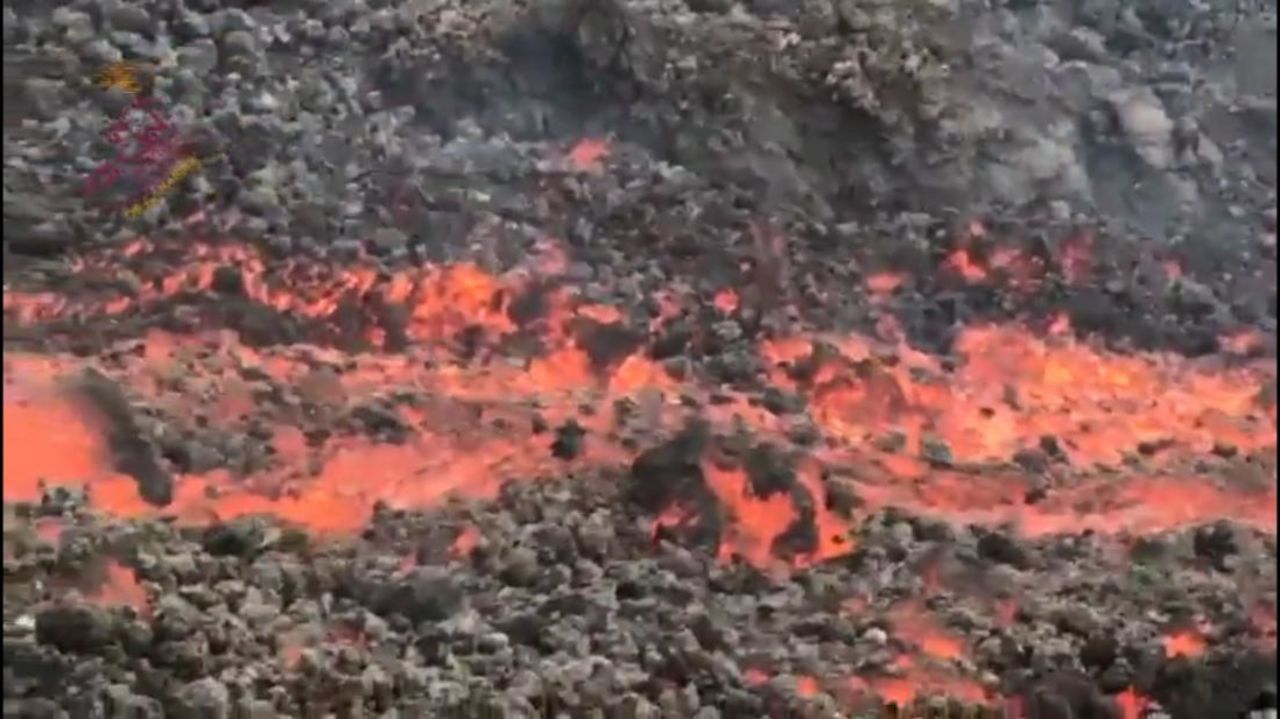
[2,0,1276,354]
[3,481,1277,718]
[2,0,1276,717]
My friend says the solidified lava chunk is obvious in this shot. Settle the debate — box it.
[1192,521,1239,571]
[758,387,805,416]
[76,369,174,507]
[1013,447,1050,473]
[217,302,301,347]
[3,641,77,698]
[209,266,245,296]
[350,402,412,443]
[1252,686,1279,712]
[1151,650,1280,719]
[550,419,587,460]
[649,321,693,360]
[920,434,955,467]
[742,442,794,499]
[354,567,465,623]
[975,529,1032,569]
[454,324,487,360]
[628,420,722,552]
[507,281,553,326]
[627,420,711,513]
[784,342,836,385]
[201,517,270,558]
[1023,670,1117,719]
[1079,634,1120,671]
[773,507,819,560]
[34,603,117,654]
[374,304,411,352]
[530,412,549,434]
[1039,435,1066,461]
[571,318,645,370]
[1065,288,1119,337]
[493,612,551,653]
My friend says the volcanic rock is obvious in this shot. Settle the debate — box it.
[173,677,231,719]
[34,603,116,654]
[2,0,1276,715]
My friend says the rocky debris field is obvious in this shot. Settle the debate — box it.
[2,0,1277,716]
[2,475,1276,718]
[4,0,1277,353]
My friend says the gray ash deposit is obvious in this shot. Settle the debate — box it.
[3,0,1276,717]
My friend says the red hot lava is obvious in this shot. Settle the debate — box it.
[5,238,1275,545]
[2,232,1275,714]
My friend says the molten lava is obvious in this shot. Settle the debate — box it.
[1163,627,1208,659]
[3,240,1275,546]
[2,237,1275,714]
[567,138,610,172]
[87,560,150,615]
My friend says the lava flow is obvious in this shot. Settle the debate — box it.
[6,240,1273,549]
[3,236,1275,716]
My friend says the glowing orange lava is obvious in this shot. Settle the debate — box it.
[863,656,991,707]
[865,272,905,297]
[451,525,480,557]
[567,138,610,172]
[2,241,1275,565]
[713,288,740,314]
[3,362,125,504]
[1116,687,1150,719]
[89,560,150,615]
[4,235,1277,719]
[891,603,967,662]
[1163,628,1208,658]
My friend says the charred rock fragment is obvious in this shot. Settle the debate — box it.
[627,420,712,513]
[1150,651,1279,719]
[975,529,1033,570]
[355,567,466,623]
[200,516,275,558]
[628,420,725,552]
[34,603,117,654]
[742,442,795,499]
[1192,521,1239,571]
[76,369,173,507]
[571,318,645,370]
[1022,670,1118,719]
[550,419,587,460]
[209,266,245,296]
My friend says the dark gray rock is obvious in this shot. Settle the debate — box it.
[107,5,153,35]
[173,678,231,719]
[177,40,219,75]
[21,78,66,120]
[34,603,116,653]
